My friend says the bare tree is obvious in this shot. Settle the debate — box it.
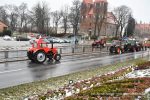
[51,10,62,34]
[30,2,50,34]
[18,3,28,32]
[61,5,69,34]
[113,5,132,38]
[69,0,81,36]
[5,5,19,31]
[0,6,8,24]
[31,2,50,34]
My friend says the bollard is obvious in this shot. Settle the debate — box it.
[4,51,8,60]
[100,46,101,51]
[59,48,62,54]
[107,46,109,51]
[92,47,94,52]
[83,47,85,53]
[72,48,74,53]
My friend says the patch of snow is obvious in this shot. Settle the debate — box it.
[125,69,150,78]
[145,87,150,94]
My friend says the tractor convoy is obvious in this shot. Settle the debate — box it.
[109,39,144,54]
[92,37,145,54]
[27,37,61,63]
[27,36,148,63]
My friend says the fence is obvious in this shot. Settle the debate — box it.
[0,45,108,62]
[0,46,149,63]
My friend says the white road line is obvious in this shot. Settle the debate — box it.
[0,68,25,74]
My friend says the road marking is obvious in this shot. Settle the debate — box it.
[0,68,25,74]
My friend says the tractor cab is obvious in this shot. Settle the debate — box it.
[31,37,49,48]
[27,37,61,63]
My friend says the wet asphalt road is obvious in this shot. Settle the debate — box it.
[0,51,149,89]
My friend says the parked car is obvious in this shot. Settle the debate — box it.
[63,38,71,43]
[46,37,65,43]
[3,35,12,41]
[16,36,30,41]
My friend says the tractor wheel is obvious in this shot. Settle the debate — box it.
[34,51,46,63]
[117,48,122,54]
[109,47,115,54]
[54,54,61,61]
[133,47,136,52]
[48,51,54,60]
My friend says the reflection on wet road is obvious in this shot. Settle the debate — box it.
[0,51,149,89]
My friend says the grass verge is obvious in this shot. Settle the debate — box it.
[0,58,148,99]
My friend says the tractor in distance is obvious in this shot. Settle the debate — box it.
[92,38,106,48]
[27,37,61,63]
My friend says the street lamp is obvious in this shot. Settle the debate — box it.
[89,28,92,40]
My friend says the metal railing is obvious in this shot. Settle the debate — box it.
[0,45,108,62]
[0,45,149,63]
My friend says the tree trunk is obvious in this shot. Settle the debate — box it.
[120,27,123,38]
[115,26,119,37]
[94,22,97,36]
[98,21,103,37]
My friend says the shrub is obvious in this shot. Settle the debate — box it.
[0,32,3,36]
[91,35,97,40]
[3,30,12,36]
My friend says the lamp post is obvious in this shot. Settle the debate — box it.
[89,28,92,40]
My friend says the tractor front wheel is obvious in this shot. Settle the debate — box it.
[34,51,46,63]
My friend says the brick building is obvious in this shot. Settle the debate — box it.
[105,12,117,37]
[135,23,150,38]
[80,0,116,38]
[0,21,8,32]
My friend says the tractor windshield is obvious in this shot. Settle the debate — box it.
[40,43,47,48]
[33,42,38,48]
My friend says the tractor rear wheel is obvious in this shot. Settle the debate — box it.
[54,54,61,61]
[34,51,46,63]
[116,48,122,54]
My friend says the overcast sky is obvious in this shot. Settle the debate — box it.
[0,0,149,23]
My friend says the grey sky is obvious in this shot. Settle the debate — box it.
[0,0,149,23]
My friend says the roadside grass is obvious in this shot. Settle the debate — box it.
[65,77,150,100]
[0,58,148,99]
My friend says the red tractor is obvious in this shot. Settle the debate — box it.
[27,37,61,63]
[92,38,106,48]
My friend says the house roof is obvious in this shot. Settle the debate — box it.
[106,12,116,24]
[0,21,8,27]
